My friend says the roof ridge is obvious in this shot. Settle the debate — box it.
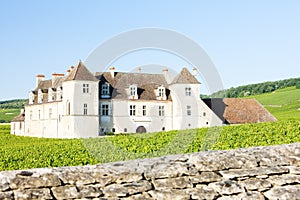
[171,67,200,84]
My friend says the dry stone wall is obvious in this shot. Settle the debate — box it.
[1,143,300,199]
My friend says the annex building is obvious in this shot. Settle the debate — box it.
[11,61,224,138]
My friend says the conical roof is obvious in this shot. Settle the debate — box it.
[171,67,200,84]
[64,61,98,82]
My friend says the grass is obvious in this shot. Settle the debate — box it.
[0,109,20,123]
[245,86,300,120]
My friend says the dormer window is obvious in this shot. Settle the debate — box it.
[29,91,35,104]
[101,83,110,98]
[56,87,62,101]
[129,85,138,100]
[38,89,43,103]
[48,88,54,102]
[156,86,166,100]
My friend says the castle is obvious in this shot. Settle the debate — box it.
[10,61,224,138]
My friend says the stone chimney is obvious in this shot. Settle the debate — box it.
[162,69,168,76]
[110,67,115,78]
[52,73,64,85]
[193,67,197,76]
[36,75,45,87]
[66,69,71,76]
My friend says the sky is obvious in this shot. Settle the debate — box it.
[0,0,299,101]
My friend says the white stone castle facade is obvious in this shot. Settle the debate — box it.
[11,61,222,138]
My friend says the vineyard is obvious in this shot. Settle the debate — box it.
[1,120,300,171]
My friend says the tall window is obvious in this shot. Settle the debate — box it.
[30,111,33,120]
[185,87,191,96]
[159,106,165,116]
[101,83,110,96]
[38,110,41,119]
[83,103,88,115]
[101,104,109,116]
[142,105,147,116]
[187,105,191,116]
[49,108,52,119]
[129,105,136,116]
[83,84,89,93]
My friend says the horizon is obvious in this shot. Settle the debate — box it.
[1,1,299,101]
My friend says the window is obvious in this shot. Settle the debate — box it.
[203,112,206,117]
[29,92,34,104]
[38,90,43,103]
[38,110,41,119]
[130,85,136,96]
[57,87,62,101]
[142,105,147,116]
[83,103,88,115]
[157,86,166,100]
[159,106,165,116]
[30,111,33,120]
[49,108,52,119]
[83,84,89,93]
[48,89,54,102]
[101,104,109,116]
[185,87,191,96]
[187,105,191,116]
[124,128,127,133]
[101,83,110,96]
[129,105,136,116]
[162,127,165,131]
[112,128,115,133]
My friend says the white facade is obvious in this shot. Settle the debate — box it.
[11,62,223,138]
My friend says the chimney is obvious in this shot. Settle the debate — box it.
[36,74,45,87]
[193,67,197,76]
[162,69,168,76]
[66,69,71,76]
[137,67,142,73]
[52,73,64,85]
[109,67,115,78]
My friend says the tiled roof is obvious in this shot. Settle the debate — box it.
[12,110,25,122]
[203,98,277,124]
[171,67,199,84]
[64,61,98,82]
[95,72,171,100]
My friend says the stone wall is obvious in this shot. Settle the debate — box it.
[1,143,300,200]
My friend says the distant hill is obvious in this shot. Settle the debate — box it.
[0,99,27,109]
[210,77,300,98]
[244,86,300,121]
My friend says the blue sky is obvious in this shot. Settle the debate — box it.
[0,0,299,100]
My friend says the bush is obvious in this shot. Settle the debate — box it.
[296,82,300,89]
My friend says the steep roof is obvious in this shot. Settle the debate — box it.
[171,67,200,84]
[203,98,277,124]
[64,61,98,82]
[95,72,171,100]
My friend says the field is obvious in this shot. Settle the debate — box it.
[0,109,20,123]
[245,86,300,120]
[1,120,300,171]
